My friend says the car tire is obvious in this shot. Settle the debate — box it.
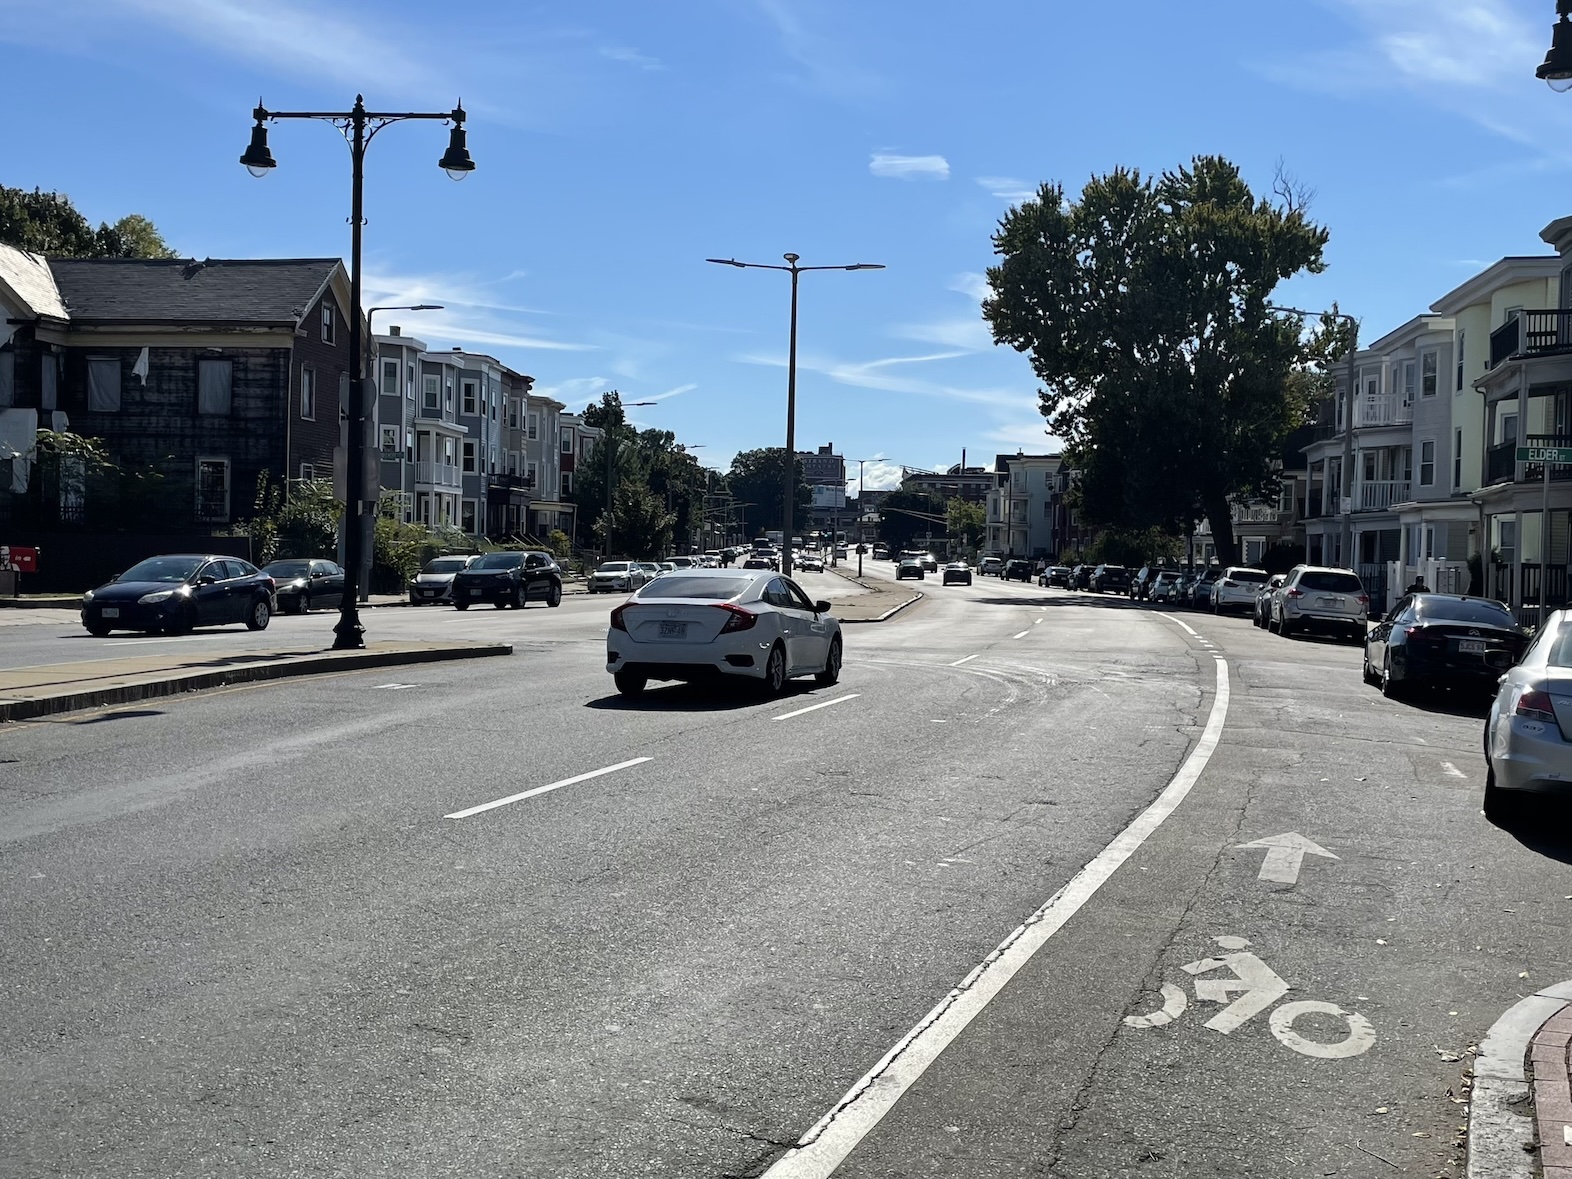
[511,586,525,609]
[1279,615,1295,638]
[763,643,788,696]
[246,596,271,631]
[455,602,470,611]
[1361,651,1379,686]
[614,670,647,697]
[815,637,843,687]
[547,583,562,608]
[299,592,311,614]
[85,622,112,637]
[1380,654,1403,699]
[1482,765,1515,822]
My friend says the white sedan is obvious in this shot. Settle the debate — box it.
[605,568,842,697]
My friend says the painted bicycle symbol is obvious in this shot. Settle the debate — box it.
[1123,936,1375,1059]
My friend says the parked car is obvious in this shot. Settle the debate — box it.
[1004,559,1032,582]
[980,556,1005,577]
[606,568,842,697]
[1364,594,1526,699]
[1211,566,1270,614]
[919,553,939,573]
[834,545,849,560]
[1046,565,1071,588]
[1253,574,1286,627]
[1189,567,1222,609]
[873,543,891,561]
[1071,564,1093,591]
[637,562,664,583]
[798,554,826,573]
[942,562,973,586]
[1151,570,1183,603]
[409,554,478,605]
[896,558,926,581]
[587,560,648,594]
[81,553,275,636]
[1270,565,1368,641]
[1130,564,1165,600]
[1484,608,1572,817]
[453,550,563,609]
[1090,564,1131,594]
[264,558,345,614]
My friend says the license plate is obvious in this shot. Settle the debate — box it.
[469,588,482,596]
[100,607,119,618]
[1317,596,1341,608]
[1459,639,1487,654]
[658,621,688,639]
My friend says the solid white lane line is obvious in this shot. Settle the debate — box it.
[444,757,653,819]
[773,694,861,722]
[948,654,979,667]
[1154,611,1200,638]
[763,657,1232,1179]
[1034,618,1043,625]
[1012,630,1030,640]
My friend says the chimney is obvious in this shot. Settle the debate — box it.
[389,325,401,336]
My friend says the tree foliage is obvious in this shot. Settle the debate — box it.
[877,488,947,551]
[726,447,811,537]
[595,482,674,559]
[983,155,1330,566]
[945,497,985,549]
[0,186,177,258]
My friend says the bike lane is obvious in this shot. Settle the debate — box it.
[763,617,1572,1177]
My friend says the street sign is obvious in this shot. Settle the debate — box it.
[0,545,38,572]
[1516,446,1572,464]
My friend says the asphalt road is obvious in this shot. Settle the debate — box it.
[4,563,1572,1178]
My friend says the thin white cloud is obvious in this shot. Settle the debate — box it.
[975,175,1035,202]
[869,153,951,181]
[738,350,1029,410]
[988,422,1060,450]
[601,45,663,70]
[754,0,886,99]
[895,318,993,352]
[426,324,599,352]
[650,383,697,401]
[949,272,991,303]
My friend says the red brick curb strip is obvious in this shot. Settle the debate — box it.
[1468,980,1572,1179]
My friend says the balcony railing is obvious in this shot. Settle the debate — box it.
[1489,310,1572,371]
[1354,395,1413,428]
[1487,435,1572,485]
[1486,441,1516,485]
[1233,504,1286,524]
[1356,479,1409,511]
[415,461,461,488]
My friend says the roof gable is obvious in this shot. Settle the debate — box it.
[47,256,345,325]
[0,243,69,322]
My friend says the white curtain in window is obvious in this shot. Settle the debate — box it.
[88,358,122,412]
[197,359,232,414]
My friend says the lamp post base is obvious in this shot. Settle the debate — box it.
[331,616,366,650]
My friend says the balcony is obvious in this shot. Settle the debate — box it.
[1489,434,1572,486]
[1353,395,1413,428]
[1489,310,1572,371]
[414,461,461,488]
[1356,479,1409,512]
[1232,504,1286,524]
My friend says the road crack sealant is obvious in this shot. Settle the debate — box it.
[758,636,1232,1179]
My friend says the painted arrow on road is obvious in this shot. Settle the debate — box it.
[1234,832,1339,885]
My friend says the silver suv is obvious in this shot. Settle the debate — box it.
[1270,565,1368,642]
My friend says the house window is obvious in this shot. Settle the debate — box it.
[461,501,477,533]
[462,380,478,416]
[489,446,497,474]
[526,460,537,486]
[300,367,316,420]
[462,441,476,473]
[562,471,573,495]
[561,435,573,454]
[1419,439,1435,487]
[417,493,430,525]
[195,457,230,522]
[527,414,538,440]
[1421,351,1438,397]
[87,357,122,412]
[321,304,335,344]
[40,353,58,411]
[422,374,439,411]
[380,425,399,459]
[509,401,519,429]
[405,430,414,463]
[1456,331,1465,391]
[197,358,232,415]
[1401,360,1415,405]
[444,381,453,413]
[406,363,415,400]
[1454,427,1464,489]
[299,463,315,481]
[382,359,399,395]
[1501,412,1519,447]
[0,351,13,407]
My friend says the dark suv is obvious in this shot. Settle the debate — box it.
[1090,564,1131,594]
[452,550,563,609]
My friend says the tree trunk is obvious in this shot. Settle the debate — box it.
[1204,497,1237,567]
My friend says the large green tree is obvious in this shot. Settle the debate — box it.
[0,186,177,258]
[726,447,811,537]
[983,156,1329,566]
[595,482,674,559]
[946,497,985,550]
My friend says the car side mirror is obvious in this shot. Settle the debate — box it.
[815,600,831,614]
[198,575,217,586]
[311,570,324,579]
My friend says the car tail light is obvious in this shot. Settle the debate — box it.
[1285,587,1304,598]
[609,604,629,632]
[1222,579,1237,587]
[716,603,758,633]
[1355,594,1369,607]
[1516,686,1557,722]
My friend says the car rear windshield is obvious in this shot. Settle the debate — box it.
[265,561,311,577]
[639,576,752,600]
[1229,569,1269,583]
[1417,599,1516,626]
[471,553,523,570]
[425,558,469,574]
[120,556,203,582]
[1298,572,1363,593]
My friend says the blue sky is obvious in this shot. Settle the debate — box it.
[6,0,1572,491]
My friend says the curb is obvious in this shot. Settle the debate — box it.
[841,593,924,625]
[1468,979,1572,1179]
[0,643,513,724]
[0,598,79,610]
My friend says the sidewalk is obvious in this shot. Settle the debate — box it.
[1467,978,1572,1178]
[0,640,512,723]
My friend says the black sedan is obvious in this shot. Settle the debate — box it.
[452,550,563,609]
[1004,559,1032,582]
[81,554,275,636]
[895,558,925,581]
[263,559,345,614]
[1363,593,1528,698]
[942,562,973,585]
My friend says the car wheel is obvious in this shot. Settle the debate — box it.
[1361,651,1379,686]
[299,592,311,614]
[614,670,647,697]
[547,583,562,608]
[455,602,470,611]
[1279,615,1295,638]
[246,596,271,631]
[815,636,843,687]
[85,622,112,637]
[763,642,788,696]
[511,586,525,609]
[1380,654,1403,699]
[1482,764,1516,821]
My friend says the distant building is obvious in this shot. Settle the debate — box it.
[798,442,846,532]
[986,452,1067,557]
[904,464,992,504]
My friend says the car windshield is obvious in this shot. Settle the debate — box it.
[264,561,311,577]
[598,562,631,572]
[471,553,523,570]
[1230,569,1269,583]
[639,576,753,600]
[119,556,203,583]
[1299,572,1362,593]
[1416,598,1517,626]
[425,558,469,574]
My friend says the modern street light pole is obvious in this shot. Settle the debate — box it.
[1268,304,1360,568]
[241,95,475,650]
[706,254,884,576]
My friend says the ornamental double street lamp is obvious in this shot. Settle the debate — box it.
[240,95,475,650]
[706,254,884,577]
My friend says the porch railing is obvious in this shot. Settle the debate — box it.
[1354,395,1413,428]
[1356,479,1409,511]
